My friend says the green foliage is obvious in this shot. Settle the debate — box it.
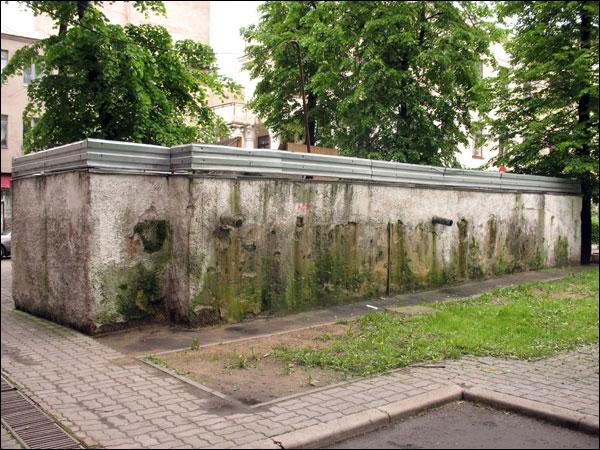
[242,1,499,165]
[592,214,599,245]
[1,1,239,152]
[226,353,256,370]
[191,338,200,351]
[274,268,599,376]
[486,1,599,200]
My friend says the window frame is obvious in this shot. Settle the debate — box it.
[1,115,8,149]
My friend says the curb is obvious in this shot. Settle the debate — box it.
[270,385,462,449]
[463,387,600,436]
[247,385,599,449]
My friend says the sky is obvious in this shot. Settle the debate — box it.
[210,1,262,101]
[1,1,263,101]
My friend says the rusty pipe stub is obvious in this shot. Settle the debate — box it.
[432,216,453,227]
[220,214,244,228]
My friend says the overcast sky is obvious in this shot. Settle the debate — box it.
[210,1,262,100]
[1,1,262,100]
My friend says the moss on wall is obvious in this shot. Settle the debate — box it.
[95,218,172,328]
[554,236,569,266]
[99,182,572,331]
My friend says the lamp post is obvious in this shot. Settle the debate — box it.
[285,40,311,154]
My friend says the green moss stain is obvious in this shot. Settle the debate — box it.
[554,236,569,266]
[468,237,484,279]
[457,218,469,279]
[487,216,497,259]
[230,180,242,215]
[96,219,172,327]
[116,263,163,319]
[133,220,168,253]
[389,221,415,292]
[428,228,445,286]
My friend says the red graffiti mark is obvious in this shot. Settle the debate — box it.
[297,202,311,214]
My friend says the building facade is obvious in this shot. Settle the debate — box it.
[1,33,39,233]
[0,1,210,233]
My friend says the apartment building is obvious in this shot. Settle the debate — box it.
[0,1,210,232]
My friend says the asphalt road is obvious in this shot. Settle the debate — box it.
[328,402,599,449]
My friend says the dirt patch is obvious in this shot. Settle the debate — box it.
[531,286,593,301]
[156,323,353,405]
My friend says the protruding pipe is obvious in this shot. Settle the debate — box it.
[220,214,244,228]
[432,216,453,226]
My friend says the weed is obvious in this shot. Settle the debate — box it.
[282,363,295,375]
[191,338,200,351]
[226,353,255,369]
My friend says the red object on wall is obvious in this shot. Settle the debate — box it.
[499,166,507,172]
[1,174,11,189]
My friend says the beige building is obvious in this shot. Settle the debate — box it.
[1,1,210,233]
[209,90,276,149]
[1,33,39,233]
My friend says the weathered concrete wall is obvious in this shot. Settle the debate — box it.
[12,172,94,332]
[13,172,582,334]
[88,175,171,331]
[172,177,581,326]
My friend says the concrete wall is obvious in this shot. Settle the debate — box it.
[13,170,581,334]
[12,172,93,331]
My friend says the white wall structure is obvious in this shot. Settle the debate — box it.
[12,140,581,334]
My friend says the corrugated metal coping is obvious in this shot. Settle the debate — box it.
[12,139,581,195]
[172,144,581,195]
[1,375,82,449]
[12,139,170,178]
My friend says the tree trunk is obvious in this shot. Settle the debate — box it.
[307,93,316,146]
[77,1,90,20]
[578,5,592,265]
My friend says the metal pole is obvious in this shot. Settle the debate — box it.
[286,40,311,153]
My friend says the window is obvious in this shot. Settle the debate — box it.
[23,65,33,85]
[257,135,270,149]
[1,50,7,72]
[1,115,7,149]
[472,130,483,159]
[23,118,37,147]
[23,64,43,85]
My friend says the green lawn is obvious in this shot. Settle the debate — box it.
[274,268,599,376]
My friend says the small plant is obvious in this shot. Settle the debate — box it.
[227,353,255,369]
[314,333,334,342]
[282,363,296,375]
[191,338,200,351]
[307,373,319,387]
[144,354,166,367]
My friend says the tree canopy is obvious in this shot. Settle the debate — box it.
[486,1,599,263]
[242,1,498,166]
[1,1,238,151]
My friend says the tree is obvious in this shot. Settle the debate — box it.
[1,1,239,151]
[242,1,498,166]
[487,1,599,264]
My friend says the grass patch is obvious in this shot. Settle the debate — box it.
[144,354,189,376]
[273,268,599,376]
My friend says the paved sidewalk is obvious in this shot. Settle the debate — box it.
[1,424,21,449]
[1,260,598,449]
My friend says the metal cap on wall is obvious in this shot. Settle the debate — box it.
[13,139,581,195]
